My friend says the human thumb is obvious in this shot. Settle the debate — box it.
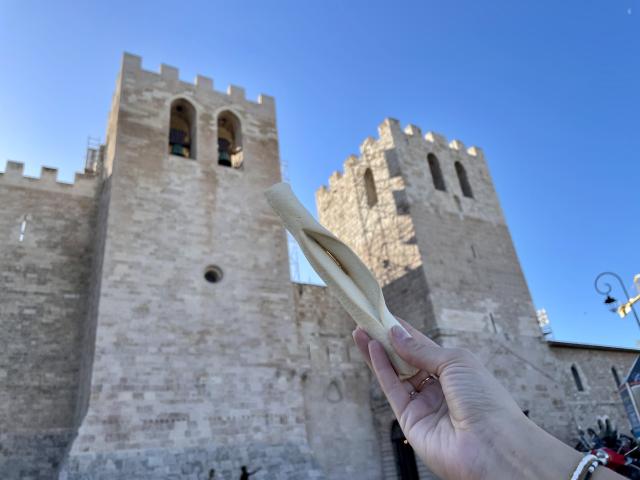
[389,325,453,376]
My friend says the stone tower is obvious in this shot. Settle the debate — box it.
[61,53,323,478]
[316,119,575,445]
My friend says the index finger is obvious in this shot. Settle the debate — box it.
[395,317,440,348]
[369,339,410,417]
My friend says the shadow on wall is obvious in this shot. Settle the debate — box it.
[382,265,435,332]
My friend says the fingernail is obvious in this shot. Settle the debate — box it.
[391,325,410,341]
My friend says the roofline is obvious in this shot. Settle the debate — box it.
[547,339,640,354]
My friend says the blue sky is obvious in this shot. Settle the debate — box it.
[1,1,638,347]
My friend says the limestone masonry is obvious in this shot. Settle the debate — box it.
[1,53,638,480]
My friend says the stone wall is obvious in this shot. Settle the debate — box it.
[63,443,320,480]
[72,76,120,438]
[550,343,638,436]
[293,283,383,480]
[0,163,99,479]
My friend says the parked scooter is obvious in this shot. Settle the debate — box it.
[575,417,640,479]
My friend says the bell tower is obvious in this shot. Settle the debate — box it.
[317,118,573,443]
[62,53,324,479]
[317,118,540,337]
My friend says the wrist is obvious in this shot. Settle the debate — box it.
[480,415,581,480]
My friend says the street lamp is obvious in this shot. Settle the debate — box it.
[604,295,618,310]
[594,271,640,331]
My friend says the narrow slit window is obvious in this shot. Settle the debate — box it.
[19,218,27,242]
[364,168,378,207]
[217,111,243,168]
[428,153,446,191]
[571,365,584,392]
[612,366,621,387]
[489,313,498,333]
[169,99,197,159]
[455,161,473,198]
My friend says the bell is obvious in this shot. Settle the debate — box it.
[218,151,232,167]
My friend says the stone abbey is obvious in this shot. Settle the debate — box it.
[1,53,638,480]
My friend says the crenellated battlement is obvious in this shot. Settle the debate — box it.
[0,161,99,197]
[121,52,276,111]
[318,118,484,196]
[377,117,483,158]
[423,130,482,158]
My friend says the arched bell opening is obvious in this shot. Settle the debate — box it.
[168,98,196,159]
[217,110,243,168]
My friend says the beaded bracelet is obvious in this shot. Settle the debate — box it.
[570,454,600,480]
[583,458,602,480]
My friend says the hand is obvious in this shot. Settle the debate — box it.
[352,319,589,480]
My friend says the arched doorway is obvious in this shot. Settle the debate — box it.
[391,420,420,479]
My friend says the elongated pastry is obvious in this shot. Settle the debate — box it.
[265,182,419,380]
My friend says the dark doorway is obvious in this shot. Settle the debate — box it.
[391,420,420,479]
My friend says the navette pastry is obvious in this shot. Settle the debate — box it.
[265,182,419,380]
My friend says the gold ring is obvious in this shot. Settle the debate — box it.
[416,374,437,391]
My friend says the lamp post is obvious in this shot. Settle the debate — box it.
[594,271,640,331]
[596,273,640,442]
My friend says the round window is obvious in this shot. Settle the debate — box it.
[204,265,223,284]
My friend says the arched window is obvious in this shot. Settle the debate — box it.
[169,99,196,159]
[391,421,419,480]
[217,110,243,168]
[455,161,473,198]
[364,168,378,207]
[571,365,584,392]
[428,153,446,191]
[612,366,621,387]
